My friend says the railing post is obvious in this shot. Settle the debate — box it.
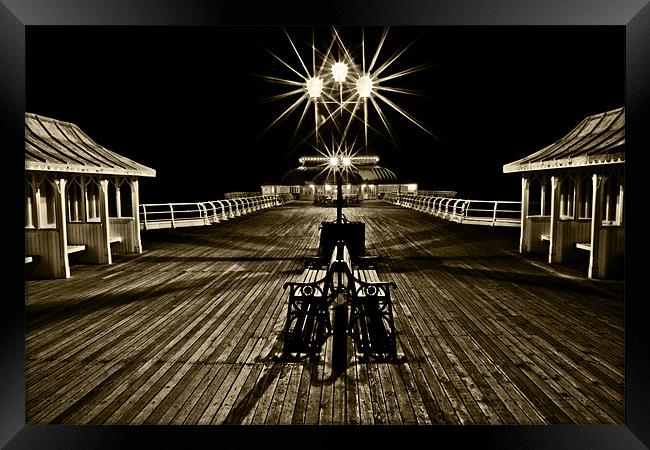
[141,204,148,230]
[209,201,219,223]
[170,204,175,228]
[492,201,498,226]
[199,203,208,225]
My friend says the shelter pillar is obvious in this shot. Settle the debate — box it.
[588,174,604,279]
[548,174,562,264]
[53,178,71,279]
[131,178,143,254]
[99,179,112,265]
[519,175,530,253]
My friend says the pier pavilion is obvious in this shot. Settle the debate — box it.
[261,155,418,201]
[25,113,156,279]
[503,107,624,279]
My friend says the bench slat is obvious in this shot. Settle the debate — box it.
[66,245,87,254]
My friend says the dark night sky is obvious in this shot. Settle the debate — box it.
[26,26,623,203]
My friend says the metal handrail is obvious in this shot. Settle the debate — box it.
[139,195,284,230]
[385,193,521,227]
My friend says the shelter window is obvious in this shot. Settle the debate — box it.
[38,178,57,229]
[120,181,133,217]
[559,176,575,219]
[602,174,623,226]
[25,178,36,229]
[66,177,84,223]
[528,177,542,216]
[86,178,101,222]
[578,174,592,219]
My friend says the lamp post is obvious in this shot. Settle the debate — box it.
[329,156,344,224]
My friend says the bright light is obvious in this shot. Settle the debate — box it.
[331,61,348,83]
[306,77,323,98]
[325,184,332,191]
[309,184,315,189]
[342,157,351,167]
[407,184,417,191]
[329,157,339,166]
[356,74,374,98]
[361,184,367,189]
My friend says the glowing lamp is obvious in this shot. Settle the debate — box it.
[342,157,351,167]
[356,74,374,98]
[331,62,348,83]
[306,77,323,98]
[329,157,339,167]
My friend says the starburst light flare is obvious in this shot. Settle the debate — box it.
[261,26,437,153]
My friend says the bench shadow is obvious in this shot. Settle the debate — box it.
[222,325,407,424]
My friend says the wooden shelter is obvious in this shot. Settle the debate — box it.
[503,107,624,279]
[25,113,156,279]
[261,155,417,201]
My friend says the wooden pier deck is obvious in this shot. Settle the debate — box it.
[25,201,624,425]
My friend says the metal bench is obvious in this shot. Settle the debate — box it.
[348,265,399,362]
[279,240,400,363]
[280,255,338,361]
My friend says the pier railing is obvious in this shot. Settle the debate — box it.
[384,193,521,227]
[139,195,288,230]
[414,190,457,198]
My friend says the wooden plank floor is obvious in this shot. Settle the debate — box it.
[25,201,624,425]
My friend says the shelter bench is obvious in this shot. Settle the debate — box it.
[575,242,592,251]
[66,244,87,255]
[540,234,551,242]
[109,236,123,244]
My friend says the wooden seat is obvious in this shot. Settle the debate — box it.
[66,244,86,254]
[576,242,592,251]
[540,234,551,241]
[109,236,123,244]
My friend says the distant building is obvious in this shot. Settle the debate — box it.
[261,155,418,201]
[25,113,156,279]
[503,107,624,279]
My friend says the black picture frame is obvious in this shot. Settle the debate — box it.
[2,1,648,448]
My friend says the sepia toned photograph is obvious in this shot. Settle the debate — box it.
[24,24,625,427]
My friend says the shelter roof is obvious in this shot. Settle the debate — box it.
[503,107,624,173]
[25,113,156,177]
